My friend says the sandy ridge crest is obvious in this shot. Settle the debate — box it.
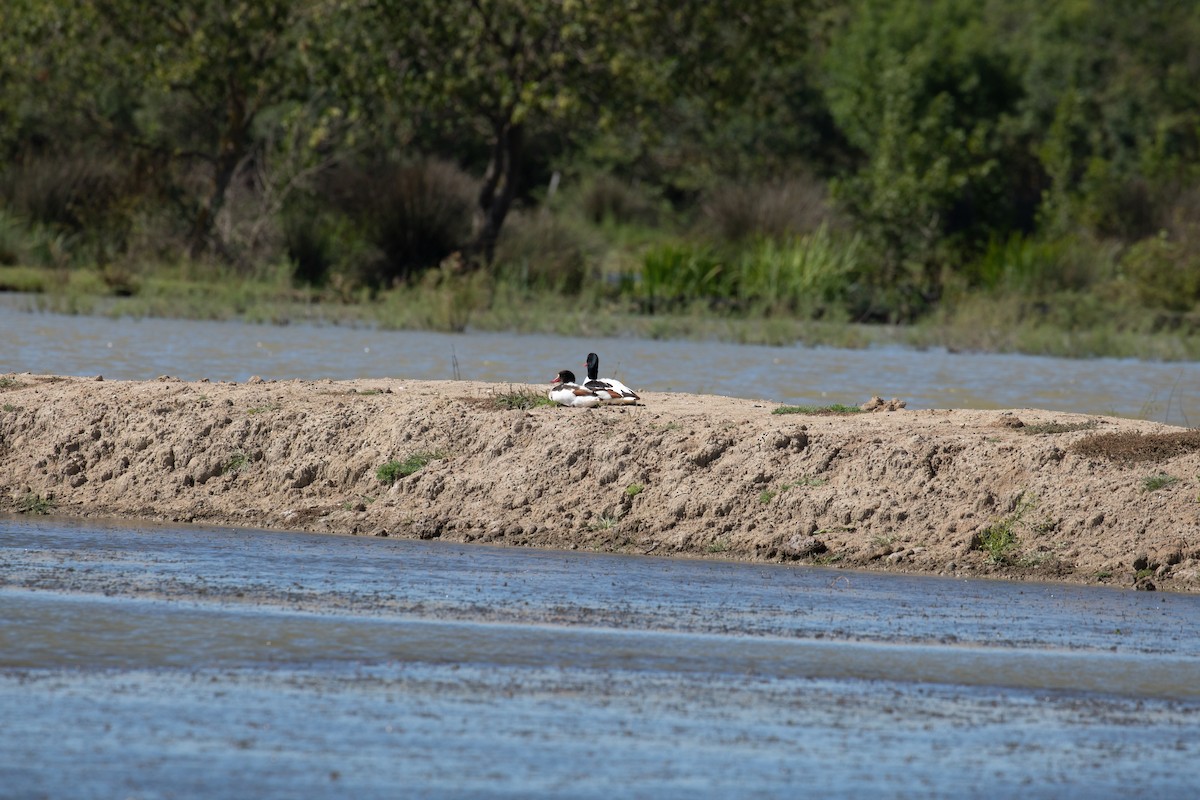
[2,373,1198,592]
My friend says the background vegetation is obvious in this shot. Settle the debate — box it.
[2,0,1198,357]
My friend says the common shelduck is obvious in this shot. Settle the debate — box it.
[549,370,601,408]
[583,352,640,404]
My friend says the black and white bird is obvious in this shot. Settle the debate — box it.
[583,352,640,405]
[549,369,601,408]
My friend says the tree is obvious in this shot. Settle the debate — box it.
[822,0,1029,317]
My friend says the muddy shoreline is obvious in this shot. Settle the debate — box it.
[2,373,1198,592]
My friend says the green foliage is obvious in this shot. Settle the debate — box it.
[17,492,55,515]
[624,483,644,498]
[1141,474,1178,493]
[222,453,248,475]
[773,404,862,415]
[974,493,1038,564]
[640,242,730,312]
[376,451,446,483]
[486,389,555,411]
[824,0,1029,318]
[2,0,1200,331]
[736,226,863,313]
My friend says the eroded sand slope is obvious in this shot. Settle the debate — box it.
[2,374,1198,591]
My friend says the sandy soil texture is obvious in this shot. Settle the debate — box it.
[3,373,1199,592]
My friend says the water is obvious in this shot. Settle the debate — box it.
[3,516,1200,797]
[4,306,1200,795]
[2,301,1197,422]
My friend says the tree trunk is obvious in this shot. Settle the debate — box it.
[469,118,523,268]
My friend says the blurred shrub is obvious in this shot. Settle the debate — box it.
[969,234,1117,295]
[1122,232,1200,312]
[580,174,661,227]
[0,152,138,264]
[492,211,589,295]
[699,175,831,243]
[286,159,477,289]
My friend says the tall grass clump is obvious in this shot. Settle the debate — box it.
[639,242,730,312]
[736,224,863,313]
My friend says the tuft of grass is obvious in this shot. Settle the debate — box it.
[974,493,1038,564]
[759,489,777,504]
[222,452,248,475]
[624,483,644,497]
[17,492,56,514]
[1070,430,1200,463]
[376,451,446,483]
[773,404,862,415]
[590,514,620,531]
[1021,420,1098,435]
[1141,473,1178,492]
[706,537,731,553]
[482,388,556,411]
[977,520,1018,564]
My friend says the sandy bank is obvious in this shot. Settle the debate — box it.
[2,373,1199,591]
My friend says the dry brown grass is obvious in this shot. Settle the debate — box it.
[1069,430,1200,463]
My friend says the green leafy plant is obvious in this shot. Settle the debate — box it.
[974,493,1038,564]
[222,453,248,475]
[376,451,446,483]
[1141,473,1178,492]
[17,492,55,514]
[707,537,730,553]
[773,403,862,415]
[977,520,1017,564]
[624,483,644,497]
[590,514,620,531]
[486,388,556,410]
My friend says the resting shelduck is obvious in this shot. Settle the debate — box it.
[583,352,640,404]
[549,370,601,408]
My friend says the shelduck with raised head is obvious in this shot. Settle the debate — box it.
[583,352,640,404]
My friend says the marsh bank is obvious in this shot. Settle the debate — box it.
[2,373,1198,591]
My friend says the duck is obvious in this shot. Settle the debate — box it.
[583,352,640,404]
[549,370,601,408]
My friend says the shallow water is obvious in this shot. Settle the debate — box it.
[3,516,1200,797]
[2,301,1197,423]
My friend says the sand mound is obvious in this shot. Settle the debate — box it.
[3,373,1198,592]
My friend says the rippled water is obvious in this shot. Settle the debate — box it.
[4,303,1200,796]
[3,516,1200,798]
[2,301,1197,422]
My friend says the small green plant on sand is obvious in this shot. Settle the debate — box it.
[590,514,620,531]
[17,492,55,514]
[977,520,1017,564]
[376,451,446,483]
[222,452,248,474]
[773,404,862,415]
[707,537,730,553]
[974,493,1037,565]
[486,388,556,410]
[625,483,644,497]
[1141,473,1178,492]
